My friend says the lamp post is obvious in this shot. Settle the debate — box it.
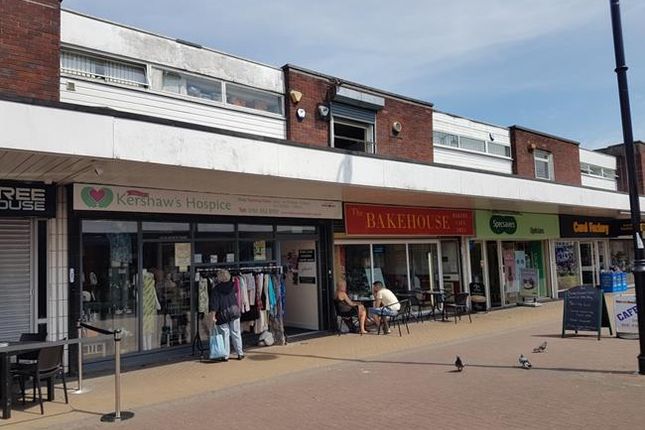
[609,0,645,374]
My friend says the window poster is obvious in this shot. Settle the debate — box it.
[253,240,266,261]
[174,243,191,268]
[520,267,539,298]
[503,249,516,292]
[297,249,316,284]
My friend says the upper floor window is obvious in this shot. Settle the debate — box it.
[333,118,375,153]
[162,71,222,102]
[534,149,554,180]
[61,50,147,88]
[580,163,616,179]
[433,131,511,158]
[226,83,283,115]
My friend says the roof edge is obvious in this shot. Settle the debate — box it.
[510,125,580,146]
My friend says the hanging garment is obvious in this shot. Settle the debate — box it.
[198,278,209,314]
[255,273,264,310]
[143,271,160,335]
[239,275,250,313]
[245,274,256,306]
[233,276,242,309]
[280,277,287,318]
[267,275,277,316]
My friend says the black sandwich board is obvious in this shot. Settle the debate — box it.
[561,285,612,340]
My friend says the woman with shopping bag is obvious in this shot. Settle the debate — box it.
[209,269,244,361]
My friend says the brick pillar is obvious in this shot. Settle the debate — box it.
[0,0,60,101]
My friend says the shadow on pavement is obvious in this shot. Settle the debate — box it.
[255,351,635,376]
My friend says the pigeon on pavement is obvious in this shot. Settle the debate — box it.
[519,354,532,369]
[455,356,464,372]
[533,341,547,353]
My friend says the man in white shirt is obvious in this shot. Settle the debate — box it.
[369,281,400,334]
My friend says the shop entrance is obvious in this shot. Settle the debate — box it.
[579,242,597,285]
[280,239,320,334]
[486,241,503,308]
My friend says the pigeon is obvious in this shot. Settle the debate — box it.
[519,354,532,369]
[455,356,464,372]
[533,341,547,353]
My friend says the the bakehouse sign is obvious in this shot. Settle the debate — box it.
[0,181,56,217]
[344,203,473,236]
[73,184,342,219]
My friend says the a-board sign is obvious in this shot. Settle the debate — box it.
[561,285,612,340]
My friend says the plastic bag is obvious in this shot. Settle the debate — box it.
[209,325,227,360]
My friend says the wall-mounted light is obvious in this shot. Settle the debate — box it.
[289,90,303,104]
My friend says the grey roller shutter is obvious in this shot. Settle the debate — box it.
[331,102,376,124]
[0,219,33,341]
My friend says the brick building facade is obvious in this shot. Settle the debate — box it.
[0,0,60,102]
[284,66,434,164]
[600,141,645,195]
[510,125,581,186]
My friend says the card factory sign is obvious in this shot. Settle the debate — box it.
[0,181,56,217]
[73,184,342,219]
[344,204,474,236]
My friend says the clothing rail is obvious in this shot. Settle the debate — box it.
[197,265,283,274]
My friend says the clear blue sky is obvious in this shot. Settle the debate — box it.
[63,0,645,149]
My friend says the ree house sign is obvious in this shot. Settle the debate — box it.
[475,210,559,240]
[73,184,342,220]
[0,181,56,218]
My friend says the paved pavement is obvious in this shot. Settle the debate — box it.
[2,300,644,429]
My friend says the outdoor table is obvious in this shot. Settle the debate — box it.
[414,290,448,321]
[0,339,77,419]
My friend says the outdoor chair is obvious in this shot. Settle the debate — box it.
[16,332,47,364]
[377,299,411,337]
[444,292,472,324]
[333,299,358,335]
[11,345,68,415]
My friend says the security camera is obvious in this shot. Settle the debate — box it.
[94,167,104,176]
[317,104,330,119]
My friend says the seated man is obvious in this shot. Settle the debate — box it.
[334,279,368,334]
[368,281,400,334]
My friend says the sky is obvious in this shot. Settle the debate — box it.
[62,0,645,149]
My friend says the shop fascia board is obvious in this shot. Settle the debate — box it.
[0,99,639,213]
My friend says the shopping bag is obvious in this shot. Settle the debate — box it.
[209,326,227,360]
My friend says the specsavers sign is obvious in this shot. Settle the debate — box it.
[73,184,342,219]
[475,210,559,240]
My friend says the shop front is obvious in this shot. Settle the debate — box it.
[555,215,613,292]
[333,204,473,300]
[0,181,56,340]
[70,183,340,363]
[607,219,645,286]
[472,210,559,308]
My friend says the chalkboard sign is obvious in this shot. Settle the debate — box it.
[562,285,612,340]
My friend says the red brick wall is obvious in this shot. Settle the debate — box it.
[0,0,60,101]
[284,68,433,163]
[510,127,581,186]
[602,142,645,194]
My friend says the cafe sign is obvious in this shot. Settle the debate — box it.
[73,184,342,219]
[475,210,559,240]
[344,204,473,236]
[0,181,56,218]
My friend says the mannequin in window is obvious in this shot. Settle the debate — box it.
[142,269,161,350]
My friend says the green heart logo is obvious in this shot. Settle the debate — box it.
[81,187,114,208]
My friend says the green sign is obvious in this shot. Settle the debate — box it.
[475,210,559,240]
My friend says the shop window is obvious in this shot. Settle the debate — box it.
[409,243,440,292]
[610,239,634,284]
[193,241,236,264]
[332,119,375,153]
[276,225,317,234]
[61,50,147,88]
[534,149,554,180]
[142,242,192,350]
[554,241,580,291]
[238,224,273,239]
[334,244,372,296]
[239,240,274,262]
[501,241,546,304]
[372,244,408,293]
[433,130,511,158]
[226,82,284,115]
[81,220,139,359]
[142,222,190,239]
[196,223,235,239]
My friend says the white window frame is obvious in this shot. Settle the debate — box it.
[60,49,148,88]
[580,162,617,180]
[534,149,554,181]
[433,130,512,160]
[331,117,375,154]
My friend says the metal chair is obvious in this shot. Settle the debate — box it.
[16,332,47,364]
[444,292,472,324]
[12,345,68,415]
[377,300,411,336]
[333,300,358,335]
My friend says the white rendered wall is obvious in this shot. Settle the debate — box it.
[60,78,286,139]
[581,175,617,191]
[433,111,512,174]
[580,148,617,170]
[61,10,284,94]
